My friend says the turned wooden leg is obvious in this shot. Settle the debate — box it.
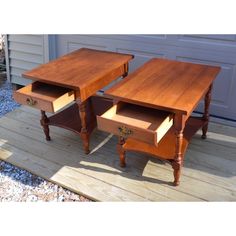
[122,63,129,78]
[172,114,185,186]
[78,100,90,154]
[202,84,213,139]
[172,130,183,186]
[40,110,51,141]
[89,96,96,125]
[117,136,126,167]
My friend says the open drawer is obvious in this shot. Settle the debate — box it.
[97,102,173,146]
[13,81,75,113]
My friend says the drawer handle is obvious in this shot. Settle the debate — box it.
[26,97,37,106]
[118,126,133,138]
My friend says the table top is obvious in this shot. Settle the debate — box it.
[23,48,133,101]
[105,58,220,116]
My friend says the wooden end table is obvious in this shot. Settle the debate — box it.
[97,58,220,185]
[14,48,133,154]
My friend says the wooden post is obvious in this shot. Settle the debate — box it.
[172,113,185,186]
[78,100,90,154]
[40,110,51,141]
[116,62,129,167]
[117,136,126,167]
[202,84,213,139]
[88,96,96,127]
[123,63,129,78]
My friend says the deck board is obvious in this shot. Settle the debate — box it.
[0,106,236,201]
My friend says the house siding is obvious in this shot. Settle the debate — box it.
[6,34,49,85]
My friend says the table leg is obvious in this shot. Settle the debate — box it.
[202,84,213,139]
[123,63,129,78]
[117,136,126,167]
[114,64,129,167]
[40,110,51,141]
[78,100,90,154]
[89,96,96,124]
[172,114,185,186]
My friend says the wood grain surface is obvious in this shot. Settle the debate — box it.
[106,58,220,116]
[23,48,133,102]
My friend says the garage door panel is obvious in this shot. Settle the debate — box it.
[67,42,107,53]
[176,56,235,108]
[56,35,111,56]
[181,34,236,42]
[55,34,236,121]
[116,48,165,72]
[93,34,174,45]
[174,35,236,53]
[213,65,234,106]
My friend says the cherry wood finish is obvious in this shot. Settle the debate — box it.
[122,118,207,160]
[101,58,220,186]
[201,84,213,139]
[117,136,126,168]
[40,110,51,141]
[19,48,133,153]
[97,102,173,146]
[23,48,133,102]
[106,58,220,117]
[13,82,75,113]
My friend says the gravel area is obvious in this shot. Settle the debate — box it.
[0,161,90,202]
[0,78,91,201]
[0,78,20,117]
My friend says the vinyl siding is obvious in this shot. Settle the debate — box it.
[6,34,49,85]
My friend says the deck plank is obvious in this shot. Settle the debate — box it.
[0,106,236,201]
[0,140,149,201]
[3,114,236,185]
[0,116,199,201]
[0,122,175,201]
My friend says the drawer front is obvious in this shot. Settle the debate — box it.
[14,91,53,112]
[97,102,174,146]
[97,115,156,145]
[13,82,75,113]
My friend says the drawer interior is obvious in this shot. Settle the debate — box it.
[14,81,75,113]
[17,82,74,101]
[99,102,173,145]
[103,102,172,131]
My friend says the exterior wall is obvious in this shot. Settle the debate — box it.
[5,34,49,85]
[5,34,236,122]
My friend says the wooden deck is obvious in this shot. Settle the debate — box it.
[0,105,236,201]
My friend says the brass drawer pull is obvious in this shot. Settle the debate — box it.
[118,126,133,138]
[26,97,37,106]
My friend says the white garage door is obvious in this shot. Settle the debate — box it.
[54,35,236,121]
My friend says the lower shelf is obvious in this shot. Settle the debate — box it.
[123,117,206,160]
[46,95,113,135]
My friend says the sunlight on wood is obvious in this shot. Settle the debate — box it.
[207,132,236,144]
[79,160,122,173]
[0,147,12,159]
[89,134,113,154]
[0,139,8,147]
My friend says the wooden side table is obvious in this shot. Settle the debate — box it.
[97,58,220,185]
[13,48,133,154]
